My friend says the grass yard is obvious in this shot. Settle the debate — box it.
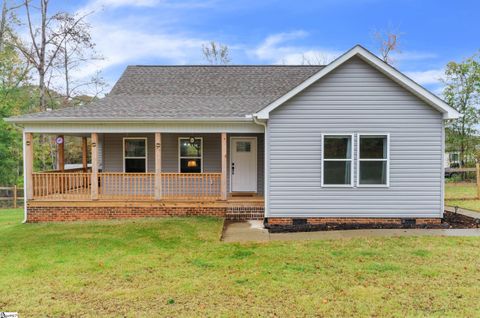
[445,182,480,211]
[1,209,480,317]
[445,182,477,200]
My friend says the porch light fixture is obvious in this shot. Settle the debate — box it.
[187,160,197,168]
[189,136,196,145]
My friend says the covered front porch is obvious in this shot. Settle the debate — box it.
[25,132,264,203]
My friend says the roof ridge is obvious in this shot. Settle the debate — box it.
[129,64,325,67]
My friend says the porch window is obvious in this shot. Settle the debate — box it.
[358,134,389,186]
[179,137,202,173]
[322,134,353,186]
[124,138,147,173]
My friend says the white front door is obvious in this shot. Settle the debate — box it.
[230,137,257,192]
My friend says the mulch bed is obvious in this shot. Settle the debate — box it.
[266,211,480,233]
[443,211,480,228]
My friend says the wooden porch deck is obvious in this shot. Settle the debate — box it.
[29,194,265,209]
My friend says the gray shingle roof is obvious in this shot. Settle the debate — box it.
[9,65,324,121]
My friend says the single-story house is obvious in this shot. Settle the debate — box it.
[6,45,460,226]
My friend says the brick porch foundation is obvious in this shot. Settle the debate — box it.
[26,202,265,223]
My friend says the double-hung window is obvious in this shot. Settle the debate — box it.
[357,134,389,186]
[124,138,147,173]
[179,137,203,173]
[322,134,353,186]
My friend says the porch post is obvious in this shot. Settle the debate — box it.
[25,132,34,200]
[221,132,227,200]
[82,137,88,172]
[57,135,64,172]
[91,133,99,200]
[154,132,162,200]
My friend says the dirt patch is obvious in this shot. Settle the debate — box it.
[266,211,480,233]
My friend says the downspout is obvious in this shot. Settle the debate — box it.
[252,115,268,218]
[22,130,28,223]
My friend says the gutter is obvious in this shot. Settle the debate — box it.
[4,117,256,124]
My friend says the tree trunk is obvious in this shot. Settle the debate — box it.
[38,0,47,111]
[0,0,7,52]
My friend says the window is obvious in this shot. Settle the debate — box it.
[179,137,202,173]
[124,138,147,173]
[322,134,353,186]
[236,141,251,152]
[358,134,389,186]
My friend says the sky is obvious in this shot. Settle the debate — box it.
[44,0,480,95]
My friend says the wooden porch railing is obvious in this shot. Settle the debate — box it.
[162,173,221,200]
[98,173,155,200]
[32,172,222,201]
[33,172,92,200]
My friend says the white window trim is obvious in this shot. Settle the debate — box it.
[321,133,354,187]
[178,137,204,173]
[123,137,148,173]
[356,133,390,188]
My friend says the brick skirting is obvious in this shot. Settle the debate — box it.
[266,217,441,225]
[265,217,442,232]
[26,203,265,222]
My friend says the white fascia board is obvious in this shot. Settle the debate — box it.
[255,45,461,120]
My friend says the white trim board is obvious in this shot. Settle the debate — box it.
[254,45,460,120]
[21,122,264,134]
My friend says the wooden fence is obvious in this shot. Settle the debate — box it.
[0,186,24,208]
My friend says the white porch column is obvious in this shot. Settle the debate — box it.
[154,133,162,200]
[221,132,227,200]
[91,133,99,200]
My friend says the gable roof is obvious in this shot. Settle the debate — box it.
[254,45,460,119]
[7,65,323,123]
[6,45,460,124]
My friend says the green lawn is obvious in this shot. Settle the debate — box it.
[1,209,480,317]
[445,182,480,211]
[445,182,477,200]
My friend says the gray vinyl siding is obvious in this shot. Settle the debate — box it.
[102,132,264,195]
[267,57,443,218]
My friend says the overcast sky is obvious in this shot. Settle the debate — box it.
[44,0,480,95]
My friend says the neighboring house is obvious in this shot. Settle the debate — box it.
[445,152,460,168]
[6,45,460,226]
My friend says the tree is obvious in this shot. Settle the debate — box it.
[373,28,401,64]
[52,12,106,105]
[202,41,231,65]
[443,53,480,167]
[0,47,34,186]
[299,52,334,65]
[0,0,23,51]
[13,0,91,111]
